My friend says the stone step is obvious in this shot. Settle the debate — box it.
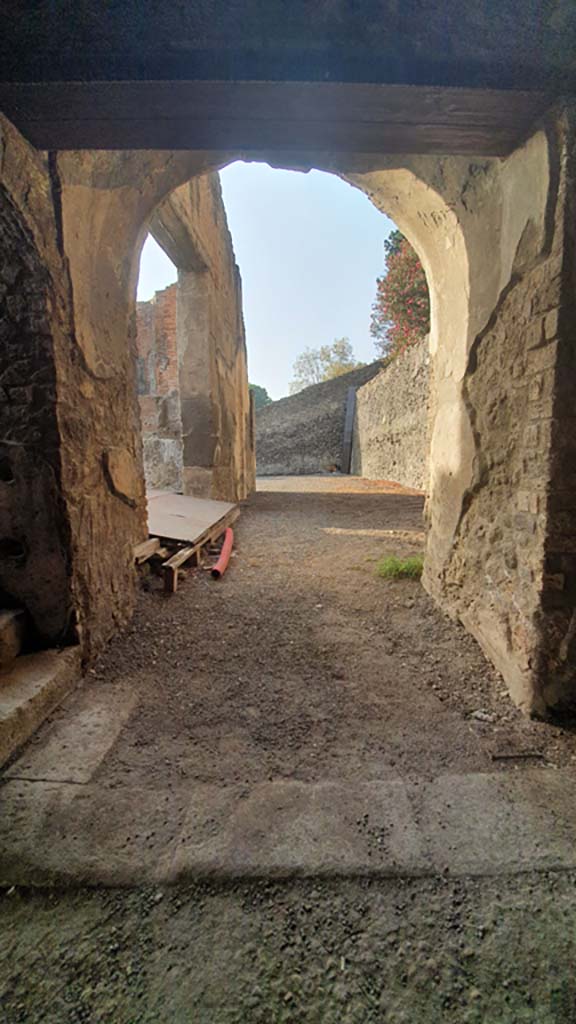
[0,768,575,887]
[0,648,81,768]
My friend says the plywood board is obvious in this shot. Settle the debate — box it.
[147,491,237,544]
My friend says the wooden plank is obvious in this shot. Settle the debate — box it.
[9,117,530,156]
[162,546,197,594]
[163,565,180,595]
[147,491,236,545]
[0,81,552,156]
[163,546,198,572]
[0,82,551,127]
[134,538,161,564]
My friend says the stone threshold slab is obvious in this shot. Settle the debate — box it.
[0,648,82,769]
[0,769,575,886]
[4,683,138,784]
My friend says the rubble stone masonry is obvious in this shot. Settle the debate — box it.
[136,284,183,492]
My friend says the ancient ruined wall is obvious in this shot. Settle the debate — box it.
[454,109,576,713]
[0,131,170,659]
[541,112,576,710]
[3,106,575,709]
[0,117,149,657]
[136,284,183,492]
[0,157,74,645]
[326,115,576,714]
[428,128,569,714]
[152,174,255,502]
[256,362,383,476]
[351,339,430,490]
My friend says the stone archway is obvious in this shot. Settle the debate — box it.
[139,174,255,503]
[1,105,573,714]
[336,134,555,713]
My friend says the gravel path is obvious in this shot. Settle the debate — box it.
[80,475,576,787]
[2,872,576,1022]
[2,476,576,1022]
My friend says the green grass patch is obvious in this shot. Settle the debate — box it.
[376,554,424,580]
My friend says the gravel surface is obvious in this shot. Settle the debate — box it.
[2,872,576,1022]
[77,475,576,788]
[2,476,576,1022]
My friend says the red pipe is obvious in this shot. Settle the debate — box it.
[211,527,234,579]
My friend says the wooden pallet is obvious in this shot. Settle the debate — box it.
[134,538,161,563]
[162,506,239,593]
[133,493,240,594]
[147,491,237,544]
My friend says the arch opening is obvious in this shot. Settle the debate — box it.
[0,110,565,718]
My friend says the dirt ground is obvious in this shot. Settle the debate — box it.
[2,475,576,1022]
[81,474,576,788]
[2,871,576,1024]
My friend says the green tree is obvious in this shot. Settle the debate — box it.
[289,338,364,394]
[249,383,272,409]
[370,229,430,358]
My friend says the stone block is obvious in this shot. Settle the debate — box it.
[544,308,560,340]
[516,491,530,512]
[526,318,544,349]
[102,448,140,507]
[528,376,543,401]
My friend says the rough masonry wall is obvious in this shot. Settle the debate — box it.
[410,121,569,714]
[136,284,183,492]
[0,116,150,658]
[451,108,576,713]
[0,178,73,644]
[542,110,576,710]
[337,117,573,713]
[256,362,383,476]
[3,107,575,709]
[151,174,255,503]
[351,338,430,490]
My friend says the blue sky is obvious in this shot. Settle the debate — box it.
[137,162,395,400]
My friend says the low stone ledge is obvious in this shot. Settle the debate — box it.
[0,647,82,768]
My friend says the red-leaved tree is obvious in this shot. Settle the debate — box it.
[370,230,430,358]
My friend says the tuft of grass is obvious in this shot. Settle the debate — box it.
[376,554,424,580]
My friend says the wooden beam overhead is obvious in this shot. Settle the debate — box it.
[0,81,553,156]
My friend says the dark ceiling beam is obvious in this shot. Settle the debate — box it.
[0,81,554,156]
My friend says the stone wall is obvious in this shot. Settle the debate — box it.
[3,104,576,712]
[150,175,255,503]
[256,362,383,476]
[136,284,183,492]
[441,111,576,714]
[351,338,430,490]
[0,116,149,658]
[0,177,73,644]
